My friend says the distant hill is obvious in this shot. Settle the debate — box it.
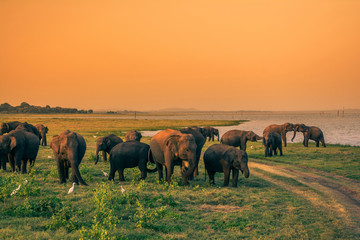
[0,102,93,114]
[157,108,199,112]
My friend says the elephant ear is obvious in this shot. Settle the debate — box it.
[224,147,237,164]
[50,135,61,154]
[9,136,17,151]
[105,137,112,148]
[166,135,180,156]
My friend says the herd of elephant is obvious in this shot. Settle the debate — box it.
[0,121,325,188]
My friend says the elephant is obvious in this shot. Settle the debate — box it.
[179,127,206,178]
[149,129,197,185]
[50,130,88,185]
[15,122,40,140]
[263,132,283,157]
[200,127,219,141]
[108,141,157,181]
[291,124,326,147]
[35,124,48,146]
[124,130,142,141]
[0,121,21,135]
[0,129,39,173]
[203,144,249,187]
[221,130,262,151]
[263,123,295,147]
[95,134,123,164]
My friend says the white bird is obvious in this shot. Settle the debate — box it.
[250,145,254,149]
[102,170,109,177]
[47,156,52,159]
[68,182,75,194]
[10,185,21,196]
[121,185,125,194]
[24,179,28,184]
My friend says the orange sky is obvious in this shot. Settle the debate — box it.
[1,0,359,111]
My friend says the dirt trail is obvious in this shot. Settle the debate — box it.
[249,160,360,235]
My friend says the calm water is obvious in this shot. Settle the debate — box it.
[141,111,360,146]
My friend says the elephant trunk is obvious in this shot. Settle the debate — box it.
[95,147,100,165]
[42,133,47,146]
[242,165,250,178]
[291,130,297,142]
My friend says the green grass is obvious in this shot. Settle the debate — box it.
[246,141,360,181]
[0,114,358,239]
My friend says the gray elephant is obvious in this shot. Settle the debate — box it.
[263,123,295,147]
[221,130,262,151]
[35,124,48,146]
[95,134,123,164]
[108,141,157,181]
[200,127,219,141]
[50,130,88,185]
[0,129,39,173]
[180,127,206,178]
[124,130,142,141]
[0,121,21,135]
[149,129,197,185]
[263,132,283,157]
[291,124,326,147]
[15,122,40,140]
[203,144,249,187]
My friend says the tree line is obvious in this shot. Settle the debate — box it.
[0,102,93,114]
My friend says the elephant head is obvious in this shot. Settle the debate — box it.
[166,133,197,184]
[125,130,142,141]
[95,136,111,164]
[213,128,220,141]
[0,135,12,169]
[226,148,250,178]
[291,124,309,141]
[283,123,295,132]
[0,123,9,135]
[246,131,262,142]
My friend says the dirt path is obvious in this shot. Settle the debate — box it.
[249,160,360,235]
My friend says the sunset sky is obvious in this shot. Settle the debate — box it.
[1,0,359,111]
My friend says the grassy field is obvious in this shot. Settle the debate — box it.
[0,115,359,239]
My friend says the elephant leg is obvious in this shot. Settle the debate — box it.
[211,134,214,141]
[139,164,147,180]
[283,134,287,147]
[21,159,28,174]
[274,148,278,155]
[156,162,163,182]
[13,152,22,172]
[57,159,66,183]
[279,147,283,156]
[9,154,15,172]
[165,162,174,183]
[316,140,320,147]
[119,169,125,181]
[232,169,239,187]
[207,169,215,185]
[0,160,5,170]
[108,167,116,181]
[223,168,231,187]
[321,139,326,147]
[305,138,309,147]
[71,163,79,185]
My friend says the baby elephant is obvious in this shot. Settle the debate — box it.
[263,132,283,157]
[203,144,250,187]
[108,141,157,181]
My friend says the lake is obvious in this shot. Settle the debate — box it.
[141,110,360,146]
